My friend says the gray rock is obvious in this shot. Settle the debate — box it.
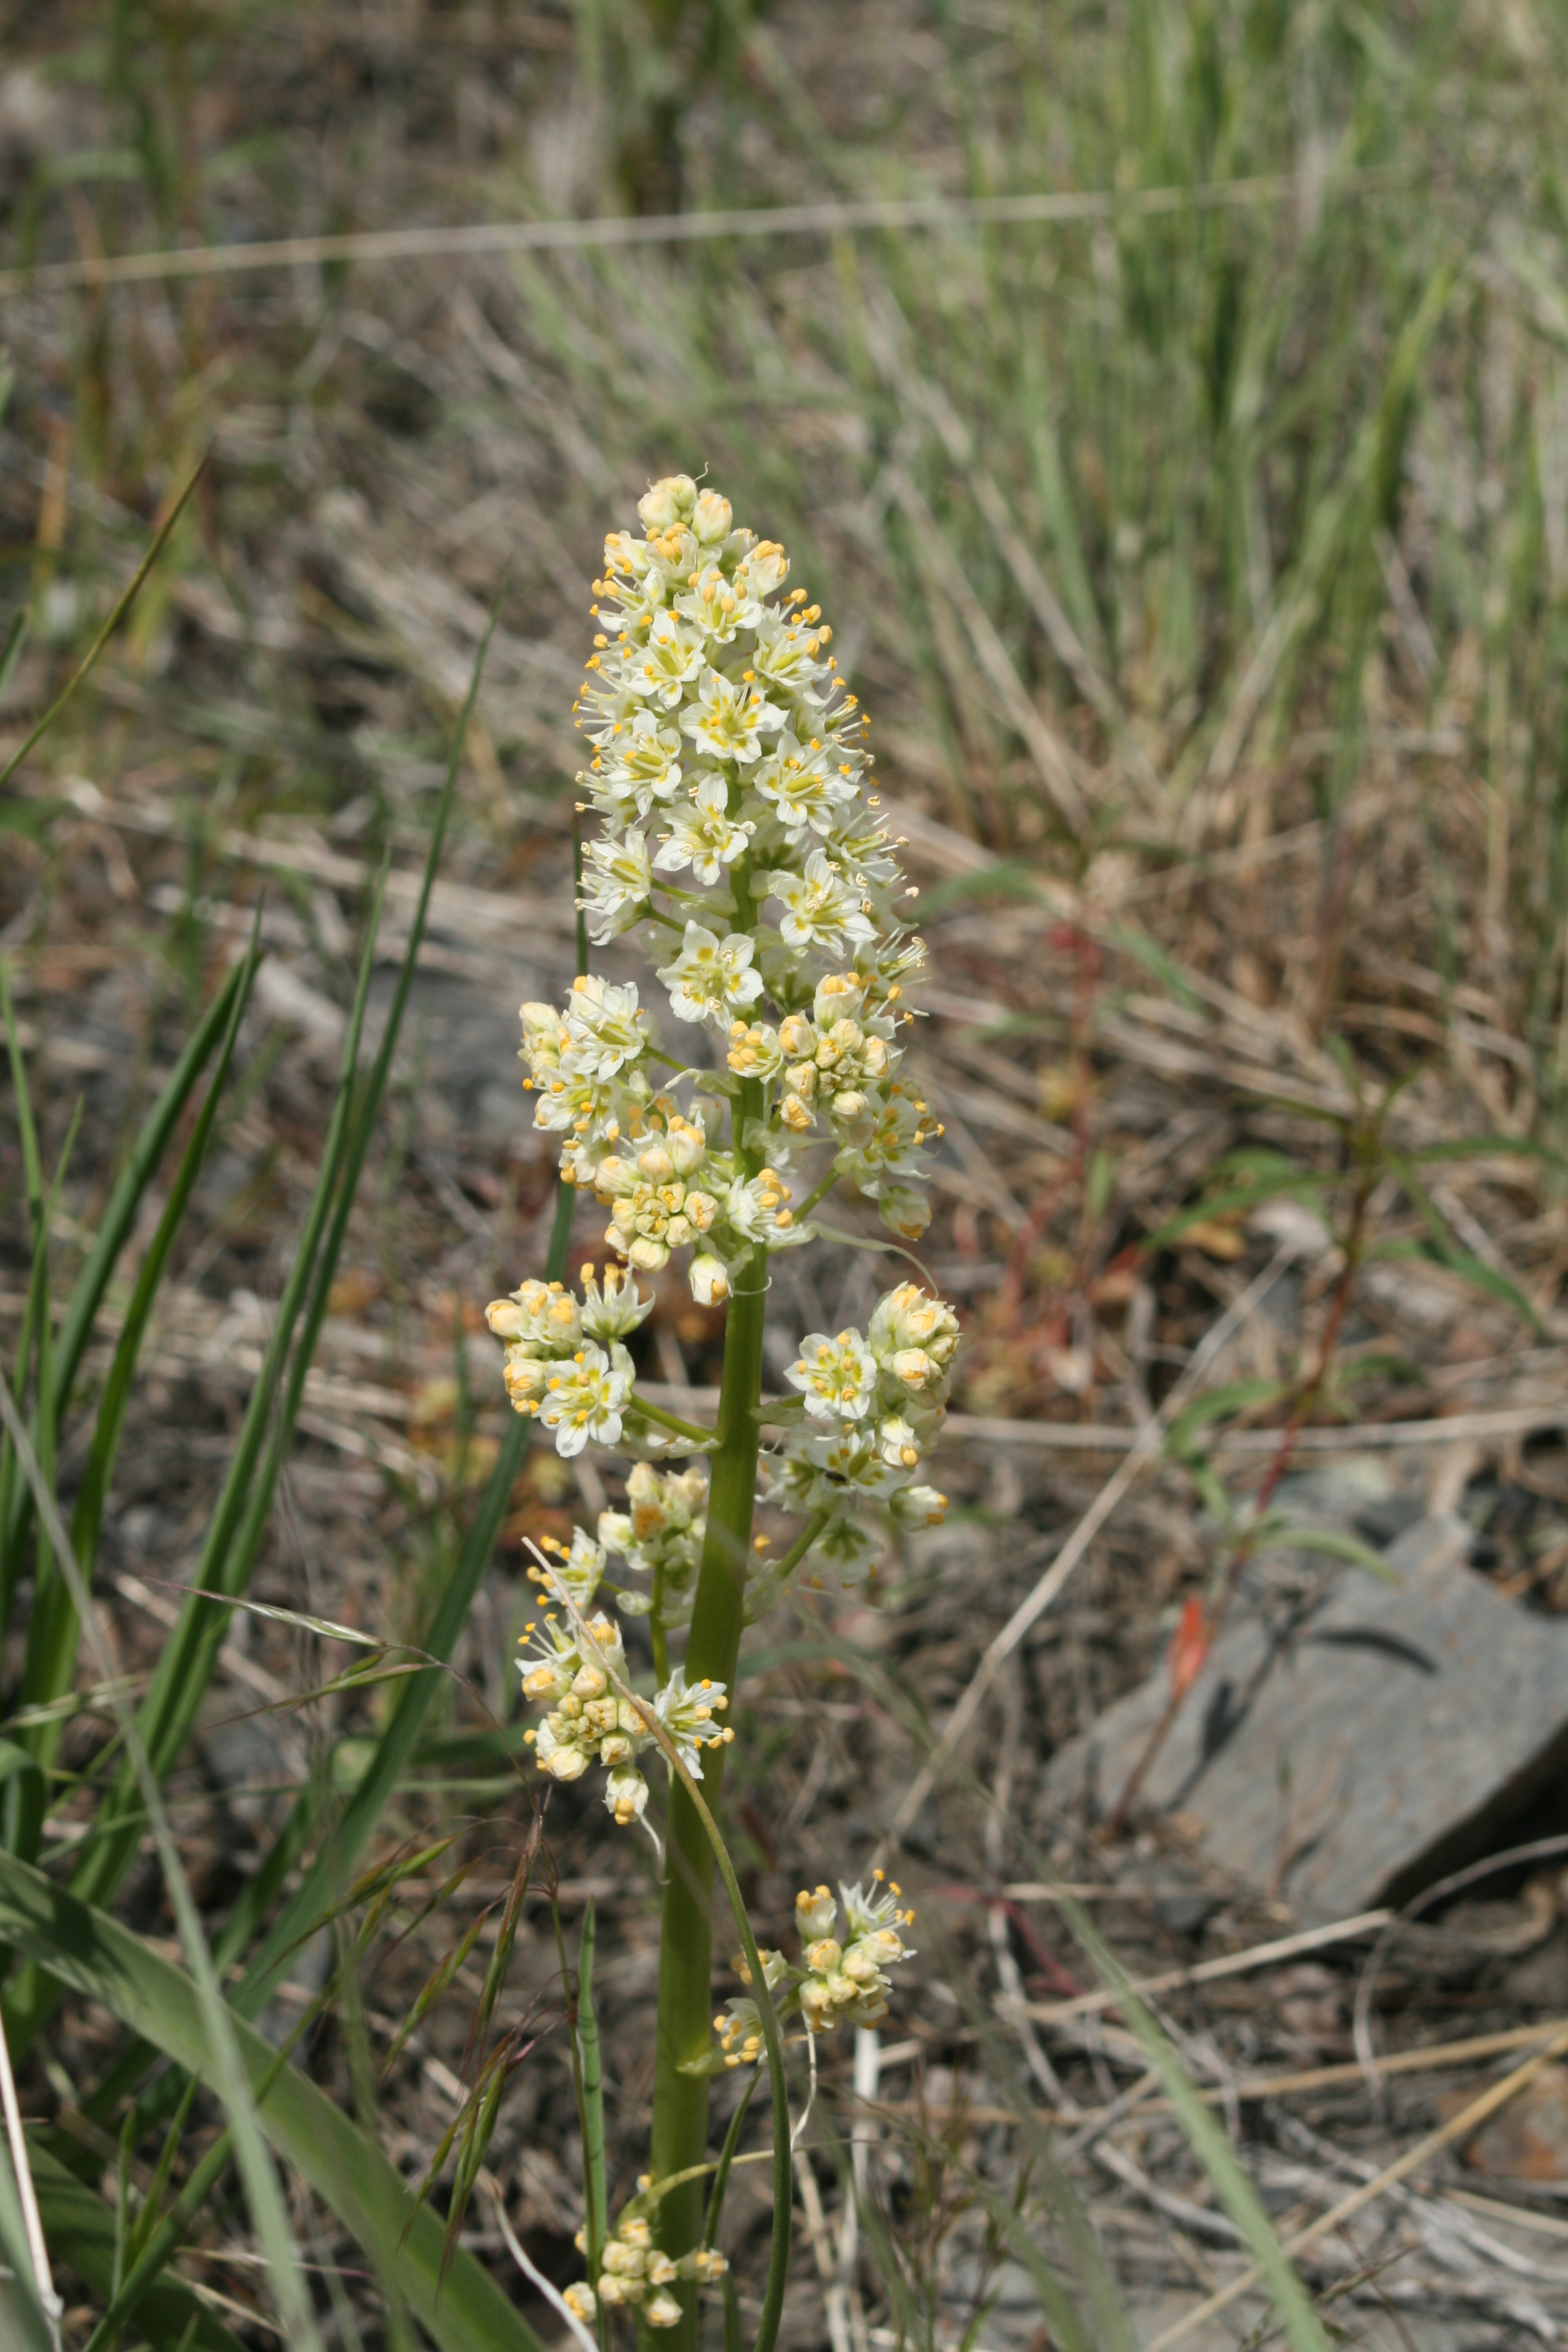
[1042,1516,1568,1921]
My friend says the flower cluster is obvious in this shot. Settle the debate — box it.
[518,1578,732,1825]
[490,474,962,1604]
[513,471,944,1287]
[485,1267,654,1456]
[564,2209,728,2330]
[488,1266,704,1460]
[597,1460,708,1625]
[715,1875,916,2065]
[763,1282,959,1575]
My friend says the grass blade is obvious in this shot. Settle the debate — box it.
[31,2138,247,2352]
[0,1849,547,2352]
[0,2138,58,2352]
[0,955,253,1589]
[39,869,389,1954]
[0,461,204,793]
[0,1367,324,2349]
[21,932,261,1798]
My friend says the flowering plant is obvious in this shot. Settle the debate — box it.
[485,474,958,2341]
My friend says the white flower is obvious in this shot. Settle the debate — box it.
[763,848,878,956]
[689,1250,730,1305]
[716,1995,763,2067]
[486,1278,582,1351]
[833,1086,938,1186]
[724,1168,802,1250]
[678,668,786,766]
[787,1329,879,1423]
[813,972,867,1028]
[783,1421,904,1499]
[726,1020,783,1080]
[579,829,653,940]
[560,975,652,1082]
[748,613,833,709]
[652,772,754,884]
[842,1875,916,1951]
[538,1341,633,1456]
[737,537,789,598]
[654,1665,731,1775]
[563,2284,598,2324]
[750,733,858,837]
[624,608,705,707]
[656,921,763,1025]
[580,1261,656,1342]
[645,2289,682,2329]
[590,710,684,817]
[675,561,761,642]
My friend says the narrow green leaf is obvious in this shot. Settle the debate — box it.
[1263,1523,1400,1582]
[0,461,204,792]
[1162,1377,1288,1455]
[0,1853,548,2352]
[0,609,27,705]
[0,955,252,1591]
[0,2134,57,2352]
[1142,1172,1330,1252]
[23,937,260,1793]
[39,871,389,1961]
[0,1368,324,2349]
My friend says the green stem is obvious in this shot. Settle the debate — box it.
[631,1395,716,1448]
[765,1508,829,1589]
[647,1082,768,2347]
[702,2067,761,2249]
[796,1166,841,1221]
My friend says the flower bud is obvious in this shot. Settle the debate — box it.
[605,1766,650,1824]
[795,1884,838,1941]
[645,2288,684,2328]
[638,474,696,529]
[880,1185,932,1241]
[690,1252,729,1305]
[666,1115,707,1174]
[692,489,734,544]
[891,1484,948,1528]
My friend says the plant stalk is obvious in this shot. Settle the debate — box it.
[647,1080,768,2337]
